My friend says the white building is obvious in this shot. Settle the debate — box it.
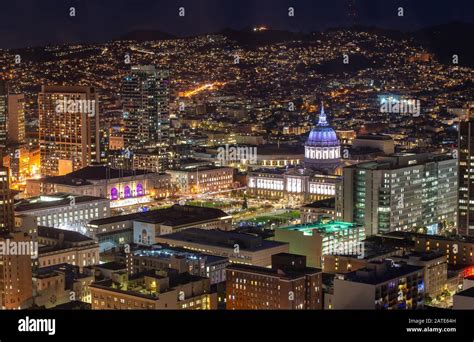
[247,104,342,202]
[15,193,110,235]
[339,153,458,236]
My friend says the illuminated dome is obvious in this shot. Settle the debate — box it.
[304,104,341,171]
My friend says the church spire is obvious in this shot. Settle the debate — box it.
[318,102,328,126]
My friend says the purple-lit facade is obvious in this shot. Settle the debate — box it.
[26,164,171,207]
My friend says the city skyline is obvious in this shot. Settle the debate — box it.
[1,2,474,338]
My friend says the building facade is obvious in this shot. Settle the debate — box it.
[7,93,26,144]
[459,119,474,236]
[340,153,458,236]
[247,105,342,203]
[121,65,170,170]
[226,253,323,310]
[38,85,100,176]
[15,193,110,235]
[275,220,365,268]
[333,261,425,310]
[155,228,289,267]
[90,270,217,310]
[167,166,234,194]
[26,164,170,208]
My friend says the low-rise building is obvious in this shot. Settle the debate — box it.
[87,205,232,249]
[33,263,94,308]
[300,198,336,223]
[15,193,110,235]
[37,226,99,271]
[226,253,323,310]
[453,287,474,309]
[155,228,289,267]
[392,251,447,298]
[274,220,365,268]
[167,166,234,194]
[333,260,425,310]
[26,164,170,208]
[116,244,229,285]
[90,269,217,310]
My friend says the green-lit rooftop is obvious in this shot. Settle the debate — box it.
[278,220,362,236]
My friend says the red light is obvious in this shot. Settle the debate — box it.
[463,266,474,278]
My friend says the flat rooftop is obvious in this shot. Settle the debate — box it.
[38,226,95,243]
[355,134,393,141]
[344,262,424,285]
[383,231,474,244]
[455,287,474,298]
[227,263,321,280]
[132,245,228,264]
[156,228,288,252]
[37,164,152,185]
[302,198,335,209]
[96,262,127,271]
[15,193,107,212]
[349,153,454,171]
[88,204,230,227]
[278,220,363,236]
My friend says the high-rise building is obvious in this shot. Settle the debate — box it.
[339,153,458,236]
[226,253,323,310]
[0,81,8,149]
[0,166,14,233]
[121,65,170,170]
[38,85,100,176]
[459,119,474,236]
[0,162,33,309]
[7,94,26,144]
[0,230,34,309]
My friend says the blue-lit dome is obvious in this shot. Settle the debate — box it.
[306,105,340,147]
[304,103,341,171]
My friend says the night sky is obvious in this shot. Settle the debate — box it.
[0,0,473,48]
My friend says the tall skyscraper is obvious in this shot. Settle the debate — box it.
[0,81,8,149]
[0,165,33,309]
[0,166,14,233]
[339,153,458,236]
[7,93,26,144]
[458,119,474,235]
[38,85,100,176]
[121,65,170,170]
[0,230,34,309]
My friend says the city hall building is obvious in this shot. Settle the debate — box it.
[247,105,342,202]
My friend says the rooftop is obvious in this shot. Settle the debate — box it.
[343,261,424,285]
[37,164,152,185]
[156,228,288,252]
[349,153,455,171]
[278,220,363,236]
[38,226,95,243]
[89,204,230,227]
[227,263,321,280]
[355,134,393,141]
[455,287,474,298]
[132,244,228,264]
[15,193,107,212]
[96,262,127,271]
[302,198,335,209]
